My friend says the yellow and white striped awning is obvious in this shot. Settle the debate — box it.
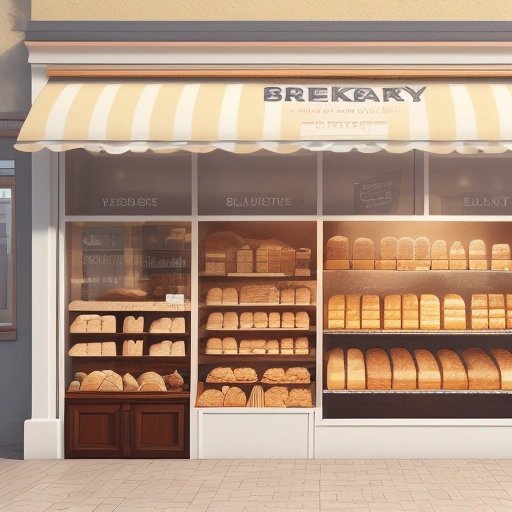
[15,80,512,154]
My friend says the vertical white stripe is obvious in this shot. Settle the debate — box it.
[88,83,122,141]
[131,83,162,140]
[490,84,512,141]
[408,89,429,142]
[449,84,478,141]
[218,83,243,140]
[173,83,201,140]
[262,87,283,148]
[44,83,82,140]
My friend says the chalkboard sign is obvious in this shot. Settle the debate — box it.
[430,154,512,215]
[66,150,192,216]
[198,150,317,215]
[323,152,415,215]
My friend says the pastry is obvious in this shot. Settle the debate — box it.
[165,370,185,390]
[283,367,310,384]
[390,348,416,390]
[224,386,247,407]
[327,348,345,390]
[346,348,365,389]
[490,348,512,389]
[264,386,289,407]
[137,371,166,391]
[206,287,223,305]
[261,367,285,384]
[462,347,500,390]
[414,349,441,389]
[123,373,139,391]
[197,389,225,407]
[285,388,313,407]
[233,367,258,383]
[206,367,236,383]
[366,348,391,390]
[438,349,468,390]
[206,338,222,355]
[150,318,173,333]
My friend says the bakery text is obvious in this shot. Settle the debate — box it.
[226,196,293,208]
[464,196,510,208]
[102,197,159,208]
[264,86,426,103]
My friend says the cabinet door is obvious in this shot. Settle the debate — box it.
[131,402,189,458]
[65,403,123,458]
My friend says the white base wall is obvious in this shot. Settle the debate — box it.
[198,410,314,459]
[315,425,512,459]
[24,419,63,459]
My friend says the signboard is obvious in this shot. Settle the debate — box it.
[66,151,192,216]
[429,155,512,215]
[198,151,317,215]
[354,170,402,214]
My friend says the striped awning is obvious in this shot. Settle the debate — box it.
[15,80,512,154]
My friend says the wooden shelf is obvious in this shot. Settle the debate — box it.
[198,353,316,364]
[324,329,512,336]
[66,391,190,399]
[203,381,313,387]
[69,300,192,312]
[200,303,316,309]
[203,328,316,334]
[70,355,190,363]
[324,268,512,274]
[200,273,315,280]
[323,389,512,394]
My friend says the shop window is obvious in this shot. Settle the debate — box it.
[65,150,192,216]
[429,153,512,215]
[0,160,15,338]
[322,151,420,215]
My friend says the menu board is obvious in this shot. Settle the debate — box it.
[66,150,192,215]
[323,152,416,215]
[430,154,512,215]
[198,150,317,215]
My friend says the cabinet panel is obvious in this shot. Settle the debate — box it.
[131,403,189,458]
[66,403,123,458]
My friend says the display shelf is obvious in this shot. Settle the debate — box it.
[202,328,316,335]
[69,300,192,312]
[323,269,512,274]
[198,353,316,364]
[323,389,512,394]
[202,381,313,386]
[69,355,190,363]
[200,272,315,280]
[324,329,512,336]
[66,391,190,399]
[69,332,190,337]
[200,303,316,309]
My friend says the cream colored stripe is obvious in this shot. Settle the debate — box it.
[466,84,500,141]
[131,83,162,140]
[149,83,185,140]
[450,84,477,140]
[424,84,456,140]
[18,82,67,141]
[218,83,243,140]
[44,83,82,140]
[191,83,226,141]
[63,82,104,140]
[237,83,264,141]
[174,83,201,140]
[106,83,146,140]
[490,84,512,141]
[88,83,122,140]
[386,101,409,141]
[262,86,283,149]
[408,89,429,141]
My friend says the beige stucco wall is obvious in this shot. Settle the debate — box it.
[0,0,30,114]
[31,0,512,21]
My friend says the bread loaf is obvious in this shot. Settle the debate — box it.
[268,312,281,329]
[414,237,431,259]
[397,237,414,259]
[366,348,391,390]
[390,348,417,389]
[253,312,268,329]
[431,240,448,259]
[165,370,185,390]
[69,343,88,356]
[246,385,265,407]
[280,288,295,305]
[101,341,117,356]
[74,372,86,383]
[280,338,294,355]
[469,240,488,270]
[346,295,361,329]
[281,312,295,329]
[222,287,238,305]
[414,349,441,389]
[150,317,173,333]
[256,248,269,273]
[149,340,171,356]
[222,337,238,354]
[123,373,139,391]
[206,287,223,305]
[224,387,247,407]
[266,339,279,354]
[294,337,309,355]
[123,316,144,333]
[328,295,345,329]
[361,295,380,329]
[100,288,147,301]
[261,368,285,384]
[295,312,310,329]
[171,317,186,333]
[240,285,280,304]
[240,312,254,329]
[101,315,116,333]
[197,389,225,407]
[206,338,222,355]
[87,342,101,356]
[327,348,345,390]
[81,370,123,392]
[449,241,467,269]
[206,367,236,383]
[233,367,258,383]
[70,315,89,333]
[206,312,223,330]
[490,348,512,389]
[402,294,419,330]
[462,348,500,390]
[443,294,466,330]
[489,294,506,329]
[492,243,511,260]
[420,294,440,330]
[86,317,102,333]
[283,367,310,384]
[438,349,468,390]
[380,236,398,259]
[137,372,166,391]
[346,348,365,389]
[264,386,289,407]
[384,294,401,330]
[295,287,311,305]
[68,380,80,391]
[352,238,374,269]
[285,388,313,407]
[170,340,185,356]
[325,236,350,269]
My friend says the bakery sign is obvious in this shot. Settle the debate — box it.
[263,84,427,139]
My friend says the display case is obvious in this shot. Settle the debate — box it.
[65,221,192,459]
[323,220,512,419]
[196,221,317,409]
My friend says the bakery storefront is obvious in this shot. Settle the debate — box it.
[16,33,512,458]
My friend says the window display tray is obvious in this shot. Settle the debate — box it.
[69,300,191,312]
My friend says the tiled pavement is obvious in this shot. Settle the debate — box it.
[2,459,512,512]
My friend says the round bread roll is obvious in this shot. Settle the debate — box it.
[137,371,166,391]
[224,386,247,407]
[264,386,289,407]
[123,373,139,391]
[196,389,225,407]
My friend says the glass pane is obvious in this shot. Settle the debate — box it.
[323,151,417,215]
[429,153,512,215]
[0,179,14,330]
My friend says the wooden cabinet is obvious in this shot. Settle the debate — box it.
[65,393,189,459]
